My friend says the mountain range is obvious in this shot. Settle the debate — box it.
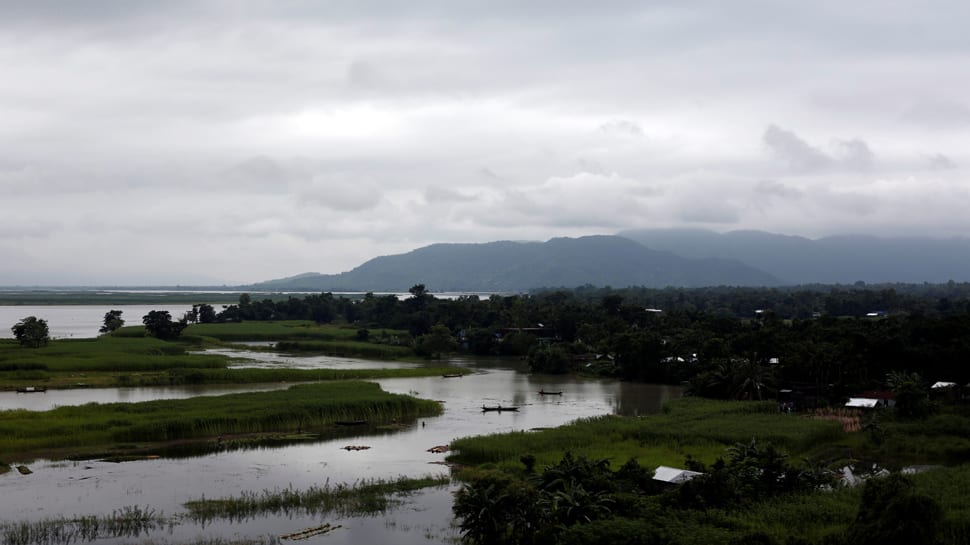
[247,235,779,292]
[247,230,970,292]
[618,229,970,285]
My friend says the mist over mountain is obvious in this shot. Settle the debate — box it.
[248,235,779,292]
[618,228,970,285]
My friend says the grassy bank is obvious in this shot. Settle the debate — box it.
[0,381,442,462]
[448,398,970,545]
[449,398,846,470]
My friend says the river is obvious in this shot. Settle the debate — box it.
[0,308,683,544]
[0,304,195,340]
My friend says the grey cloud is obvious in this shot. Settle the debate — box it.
[599,119,644,137]
[679,206,741,225]
[296,176,382,212]
[479,167,502,180]
[425,186,479,203]
[222,156,294,192]
[754,180,803,199]
[763,126,876,173]
[925,153,957,170]
[900,100,970,129]
[763,125,833,173]
[832,139,874,171]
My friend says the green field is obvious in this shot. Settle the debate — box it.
[449,398,846,470]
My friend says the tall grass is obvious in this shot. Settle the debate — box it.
[184,475,450,521]
[0,506,168,545]
[0,336,226,373]
[0,382,442,461]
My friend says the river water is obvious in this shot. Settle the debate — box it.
[0,305,195,340]
[0,307,683,544]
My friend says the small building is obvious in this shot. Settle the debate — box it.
[931,381,957,389]
[845,391,895,409]
[653,465,703,484]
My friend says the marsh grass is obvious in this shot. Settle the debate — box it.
[183,475,451,522]
[0,382,442,461]
[0,506,168,545]
[0,330,458,390]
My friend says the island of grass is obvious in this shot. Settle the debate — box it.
[0,381,442,462]
[0,321,466,390]
[447,398,970,545]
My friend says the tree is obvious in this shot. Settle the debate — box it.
[414,323,458,358]
[11,316,50,348]
[142,310,187,340]
[99,310,125,334]
[196,304,218,324]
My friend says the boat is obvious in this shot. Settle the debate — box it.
[482,405,519,412]
[442,373,463,378]
[538,389,562,395]
[16,386,47,393]
[334,420,368,426]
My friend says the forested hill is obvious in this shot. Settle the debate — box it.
[247,235,780,292]
[619,228,970,285]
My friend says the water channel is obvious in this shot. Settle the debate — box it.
[0,307,684,544]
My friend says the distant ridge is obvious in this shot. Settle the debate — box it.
[247,235,779,292]
[618,228,970,285]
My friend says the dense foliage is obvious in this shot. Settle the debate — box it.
[197,283,970,401]
[11,316,50,348]
[449,398,970,545]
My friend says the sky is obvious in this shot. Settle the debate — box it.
[2,1,970,285]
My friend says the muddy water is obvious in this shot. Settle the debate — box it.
[0,352,682,544]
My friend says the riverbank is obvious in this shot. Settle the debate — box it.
[0,322,461,391]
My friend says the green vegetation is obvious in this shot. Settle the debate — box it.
[184,320,408,342]
[449,399,970,545]
[0,323,460,390]
[0,381,441,462]
[10,316,50,348]
[184,475,450,521]
[449,398,845,470]
[0,506,168,545]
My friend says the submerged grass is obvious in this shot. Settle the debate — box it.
[183,475,451,522]
[0,506,169,545]
[0,381,442,462]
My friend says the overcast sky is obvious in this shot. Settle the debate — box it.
[2,1,969,285]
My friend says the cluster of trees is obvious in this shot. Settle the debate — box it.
[453,447,943,545]
[146,283,970,399]
[14,282,969,401]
